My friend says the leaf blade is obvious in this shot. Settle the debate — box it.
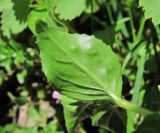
[36,21,122,101]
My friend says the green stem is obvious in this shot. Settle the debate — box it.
[126,49,146,133]
[105,2,114,24]
[90,0,94,33]
[7,92,16,101]
[136,16,145,43]
[122,52,132,73]
[122,39,145,73]
[113,97,152,116]
[128,5,136,42]
[91,15,108,28]
[131,52,146,104]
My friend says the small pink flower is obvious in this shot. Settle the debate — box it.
[55,99,61,104]
[52,91,61,105]
[52,91,60,99]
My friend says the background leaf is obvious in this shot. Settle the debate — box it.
[27,4,54,34]
[134,113,160,133]
[0,0,31,38]
[47,0,87,20]
[91,103,126,133]
[139,0,160,25]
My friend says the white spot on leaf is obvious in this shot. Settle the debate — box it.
[78,35,92,50]
[98,67,106,75]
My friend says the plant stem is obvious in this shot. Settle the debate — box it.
[90,0,94,33]
[113,97,152,116]
[128,6,136,42]
[131,51,146,104]
[105,2,114,24]
[136,16,145,43]
[122,52,132,73]
[91,16,108,28]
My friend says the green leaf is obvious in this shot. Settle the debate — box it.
[41,120,63,133]
[36,21,122,101]
[0,0,31,37]
[36,21,151,116]
[59,95,78,133]
[135,113,160,133]
[143,85,160,112]
[27,3,54,34]
[91,103,126,133]
[16,70,27,84]
[28,105,47,127]
[139,0,160,25]
[28,3,67,34]
[0,0,12,11]
[47,0,87,20]
[59,95,92,133]
[1,124,17,133]
[0,39,26,74]
[85,0,102,13]
[15,127,38,133]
